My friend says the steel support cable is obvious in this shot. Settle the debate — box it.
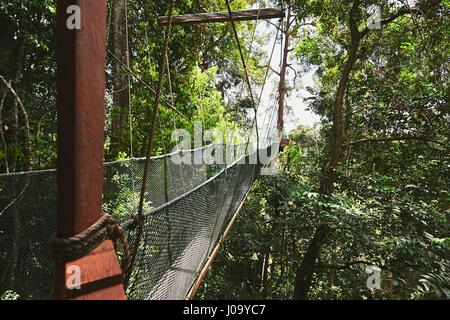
[165,55,188,193]
[244,38,279,151]
[107,49,199,130]
[222,2,282,223]
[186,145,277,299]
[185,5,267,269]
[165,50,178,133]
[124,0,176,289]
[257,19,281,110]
[205,154,229,258]
[225,0,260,153]
[219,0,266,260]
[185,9,282,298]
[181,6,253,257]
[235,5,262,102]
[255,19,282,149]
[242,14,281,151]
[209,104,277,303]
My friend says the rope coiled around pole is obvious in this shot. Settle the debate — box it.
[49,214,131,273]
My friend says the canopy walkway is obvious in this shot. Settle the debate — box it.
[0,139,278,299]
[0,1,286,300]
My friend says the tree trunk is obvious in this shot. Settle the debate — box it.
[293,224,328,299]
[109,0,130,159]
[277,8,291,136]
[0,85,9,173]
[292,40,360,301]
[320,41,360,195]
[293,0,362,300]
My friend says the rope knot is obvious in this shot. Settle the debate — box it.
[49,214,131,273]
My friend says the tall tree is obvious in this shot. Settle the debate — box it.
[109,0,131,160]
[292,0,446,300]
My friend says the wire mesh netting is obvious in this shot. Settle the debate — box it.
[0,143,275,300]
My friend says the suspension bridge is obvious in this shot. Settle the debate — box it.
[0,1,290,300]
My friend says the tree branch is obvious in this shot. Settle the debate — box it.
[267,65,281,76]
[345,135,447,148]
[317,260,373,270]
[286,64,298,84]
[0,83,10,173]
[349,0,362,41]
[317,260,399,275]
[265,20,284,33]
[360,7,420,38]
[0,75,32,170]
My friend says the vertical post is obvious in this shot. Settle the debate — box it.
[54,0,126,300]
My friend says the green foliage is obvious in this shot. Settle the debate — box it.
[416,273,450,299]
[0,0,263,170]
[200,121,449,299]
[199,0,449,300]
[1,0,448,301]
[109,0,266,159]
[1,290,19,300]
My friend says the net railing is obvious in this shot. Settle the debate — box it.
[0,142,277,300]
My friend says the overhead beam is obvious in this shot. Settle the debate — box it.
[158,7,284,26]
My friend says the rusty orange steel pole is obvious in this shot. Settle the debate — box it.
[54,0,126,300]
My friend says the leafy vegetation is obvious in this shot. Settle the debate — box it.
[198,0,449,300]
[0,0,448,300]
